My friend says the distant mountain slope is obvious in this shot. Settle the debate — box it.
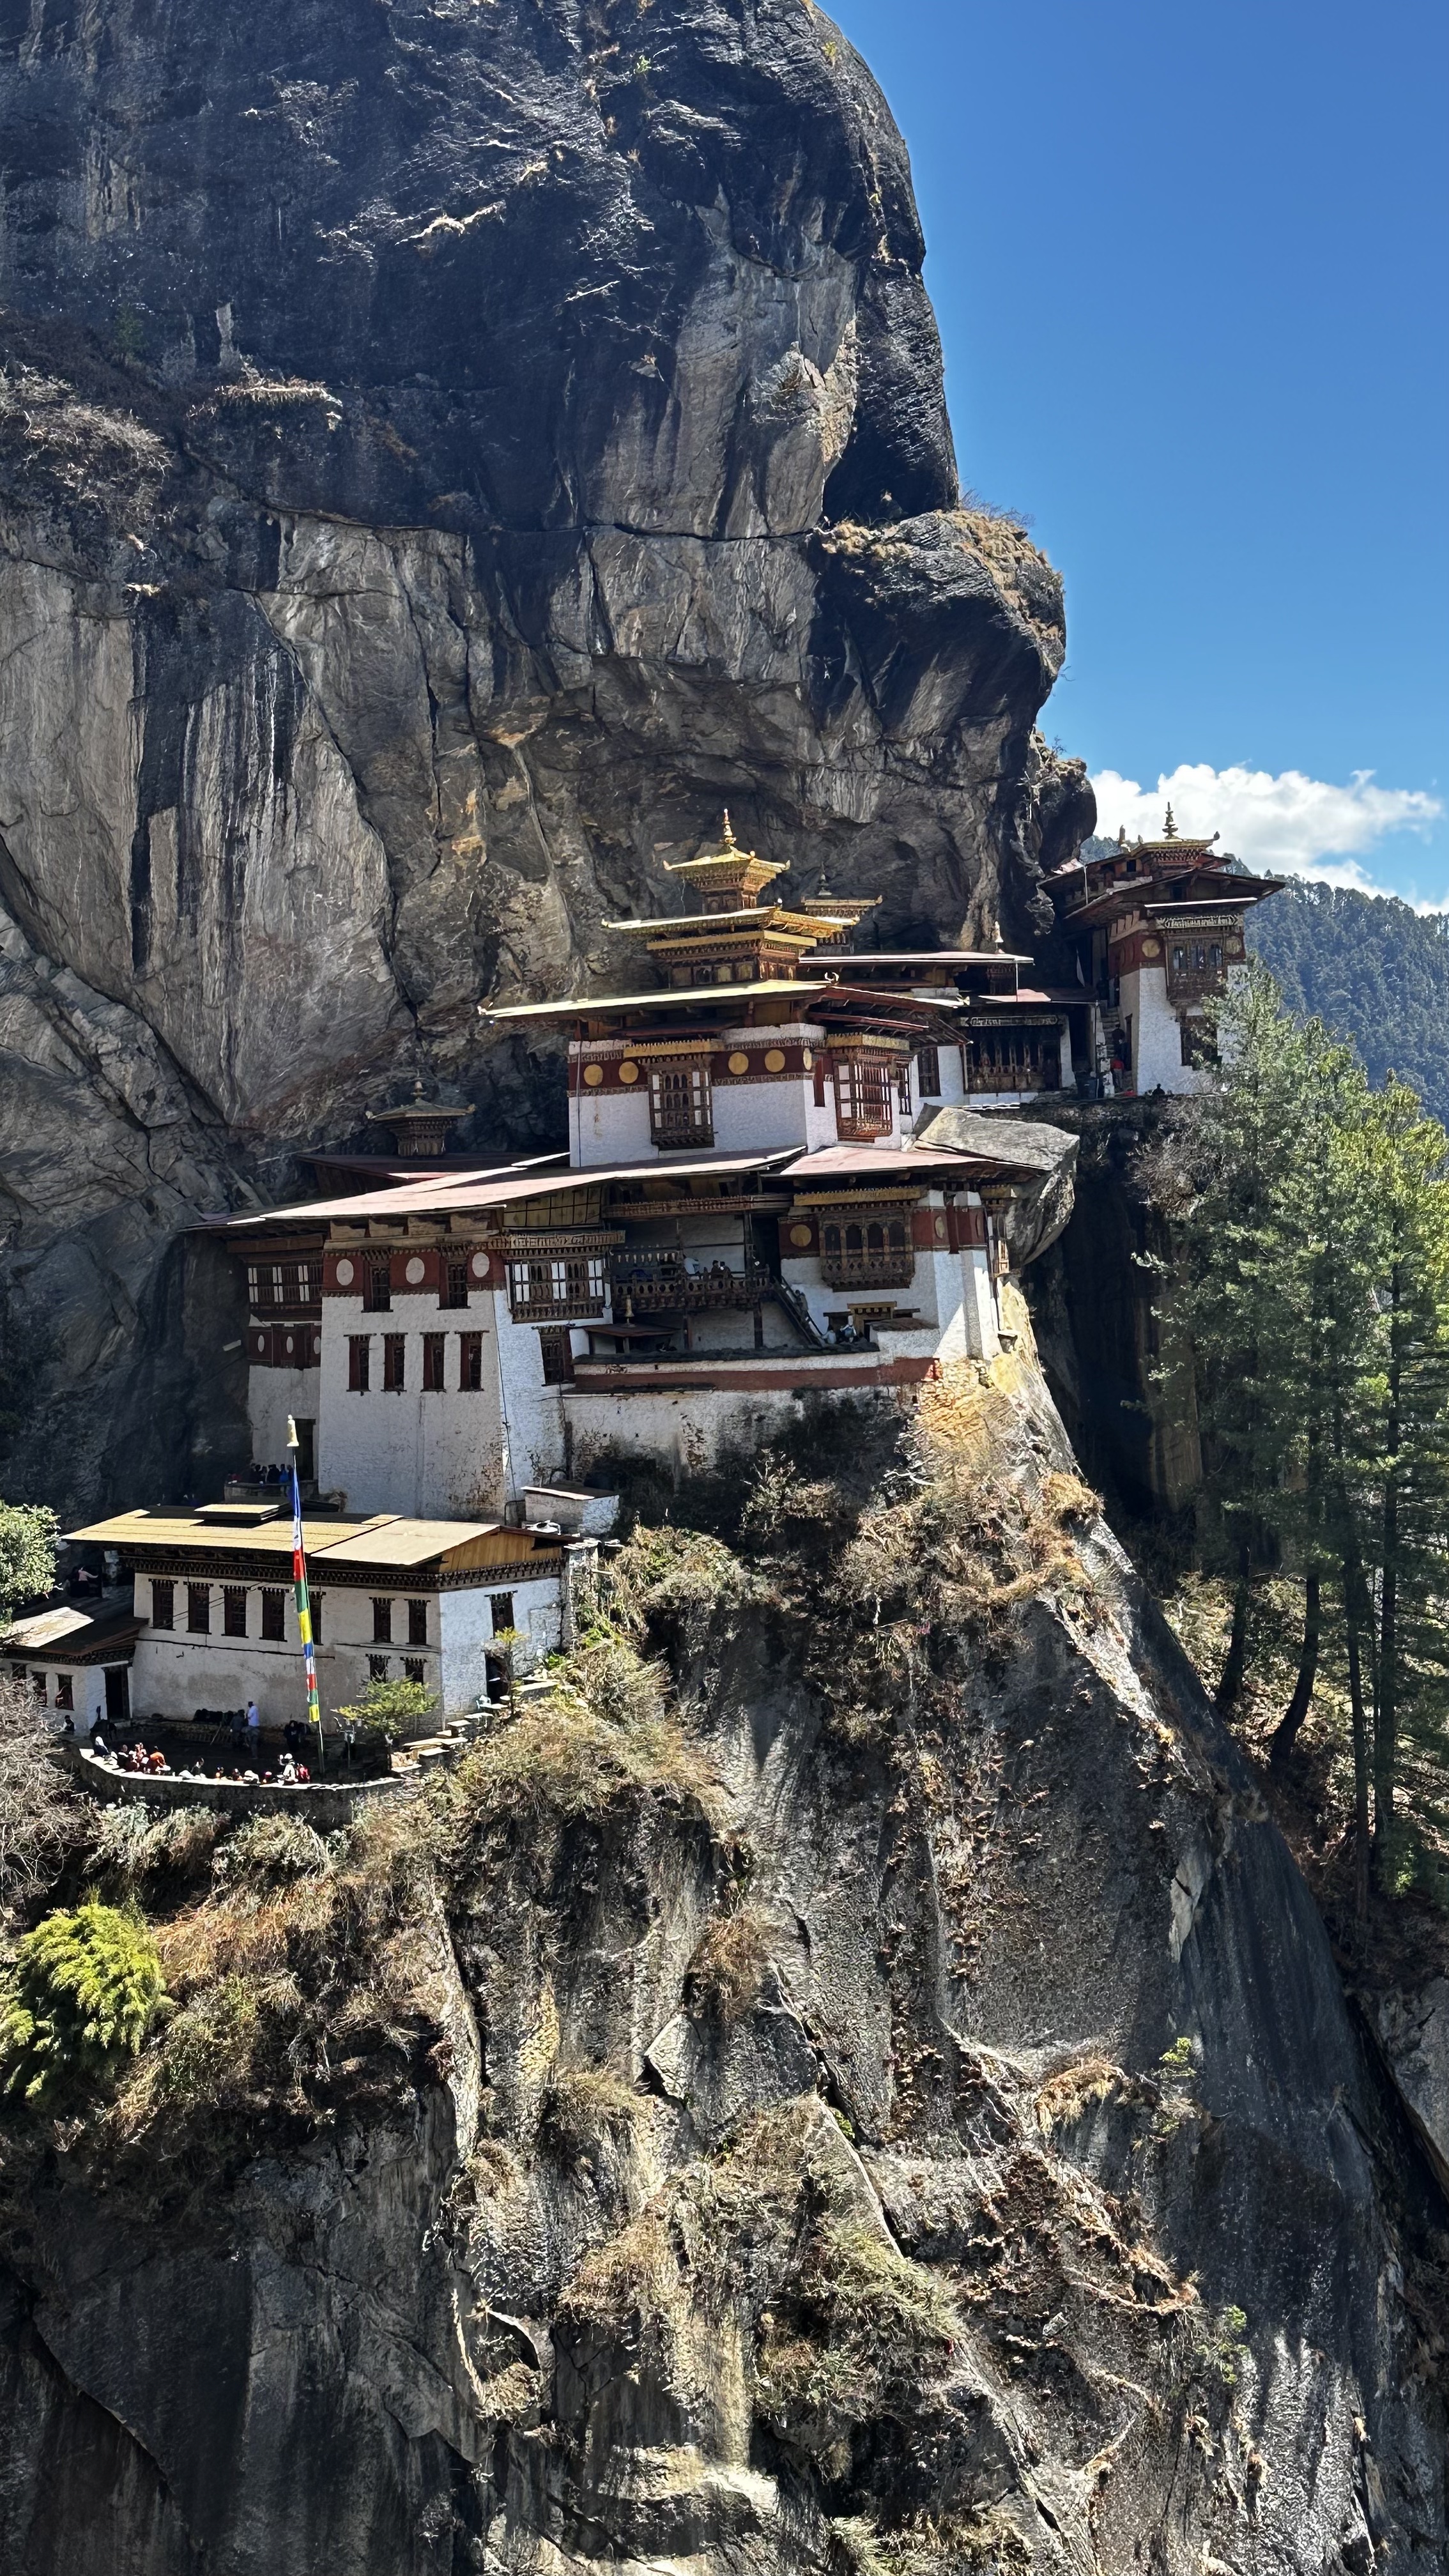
[1248,877,1449,1124]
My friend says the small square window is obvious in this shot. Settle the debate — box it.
[311,1593,325,1646]
[372,1597,394,1645]
[187,1584,211,1635]
[368,1654,389,1682]
[441,1259,470,1310]
[459,1331,484,1391]
[422,1332,446,1390]
[362,1261,392,1313]
[408,1598,429,1646]
[348,1335,371,1393]
[383,1334,406,1392]
[489,1591,515,1637]
[151,1579,174,1632]
[915,1044,940,1098]
[223,1586,248,1638]
[31,1671,47,1705]
[404,1658,425,1686]
[261,1588,286,1643]
[54,1674,73,1712]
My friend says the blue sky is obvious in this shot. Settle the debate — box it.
[826,0,1449,900]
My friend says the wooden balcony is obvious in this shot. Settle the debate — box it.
[817,1250,916,1290]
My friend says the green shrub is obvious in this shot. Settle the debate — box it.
[0,1499,58,1625]
[0,1899,167,2101]
[335,1677,436,1747]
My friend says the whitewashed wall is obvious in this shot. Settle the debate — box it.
[248,1365,321,1469]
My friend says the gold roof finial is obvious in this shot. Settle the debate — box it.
[1162,802,1178,839]
[720,809,737,851]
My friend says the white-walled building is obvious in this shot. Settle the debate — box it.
[1047,819,1284,1095]
[60,1503,569,1733]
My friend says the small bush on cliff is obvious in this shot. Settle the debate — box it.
[0,1499,58,1624]
[539,2062,641,2164]
[686,1903,774,2025]
[442,1640,718,1836]
[0,1669,84,1917]
[335,1676,435,1749]
[0,1899,167,2101]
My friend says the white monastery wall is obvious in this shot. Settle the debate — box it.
[20,1666,111,1736]
[496,1311,569,1497]
[566,1381,908,1479]
[572,1085,654,1165]
[438,1577,561,1710]
[317,1288,512,1515]
[1119,965,1204,1096]
[248,1364,321,1469]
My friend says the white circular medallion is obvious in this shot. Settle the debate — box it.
[284,1333,295,1354]
[405,1255,426,1285]
[335,1257,355,1287]
[470,1251,489,1279]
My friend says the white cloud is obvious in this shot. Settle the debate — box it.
[1088,763,1444,896]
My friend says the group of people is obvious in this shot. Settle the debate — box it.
[89,1732,312,1788]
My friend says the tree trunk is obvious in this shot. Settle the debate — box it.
[1216,1546,1252,1717]
[1374,1303,1402,1883]
[1342,1560,1374,1927]
[1269,1570,1321,1766]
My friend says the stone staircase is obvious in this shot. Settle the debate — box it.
[390,1675,560,1777]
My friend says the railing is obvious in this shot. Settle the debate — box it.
[818,1250,916,1289]
[612,1261,761,1315]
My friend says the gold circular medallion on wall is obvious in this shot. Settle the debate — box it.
[788,1223,813,1248]
[764,1048,786,1072]
[728,1050,749,1074]
[1141,937,1162,959]
[618,1060,641,1084]
[583,1062,604,1086]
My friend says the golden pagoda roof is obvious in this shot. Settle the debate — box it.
[660,812,787,905]
[603,903,848,944]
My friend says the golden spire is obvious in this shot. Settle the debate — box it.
[1162,802,1178,839]
[720,809,737,851]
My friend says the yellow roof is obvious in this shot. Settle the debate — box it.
[65,1510,505,1568]
[482,980,837,1022]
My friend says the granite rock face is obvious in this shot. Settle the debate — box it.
[0,0,1091,1516]
[0,1340,1444,2573]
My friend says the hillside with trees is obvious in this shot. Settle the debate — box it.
[1248,877,1449,1122]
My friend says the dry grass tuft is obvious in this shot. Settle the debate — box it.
[1033,2055,1126,2136]
[686,1904,774,2025]
[539,2062,642,2162]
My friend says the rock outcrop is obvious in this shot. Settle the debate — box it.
[1,1329,1444,2573]
[0,0,1091,1517]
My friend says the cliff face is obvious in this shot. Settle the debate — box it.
[0,0,1091,1517]
[1,1338,1444,2573]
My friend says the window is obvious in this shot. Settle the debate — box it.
[348,1334,371,1393]
[539,1326,575,1386]
[223,1586,249,1638]
[362,1260,391,1313]
[54,1674,73,1712]
[459,1331,484,1390]
[896,1061,912,1114]
[383,1334,406,1392]
[31,1671,47,1704]
[187,1584,210,1635]
[813,1054,827,1108]
[404,1658,425,1686]
[408,1598,429,1646]
[422,1332,446,1390]
[915,1045,941,1098]
[834,1055,894,1140]
[441,1259,470,1310]
[489,1592,515,1636]
[1209,943,1223,972]
[648,1059,712,1147]
[311,1593,324,1646]
[505,1255,607,1322]
[261,1588,286,1643]
[293,1417,316,1482]
[151,1579,174,1632]
[818,1211,914,1289]
[1172,946,1187,975]
[372,1597,394,1644]
[368,1655,389,1682]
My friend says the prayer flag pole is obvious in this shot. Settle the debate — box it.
[286,1417,325,1771]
